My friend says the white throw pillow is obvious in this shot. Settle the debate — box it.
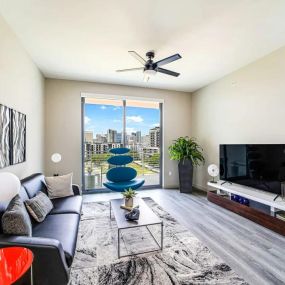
[45,173,74,199]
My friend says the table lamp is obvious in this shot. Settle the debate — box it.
[51,153,62,176]
[0,172,20,202]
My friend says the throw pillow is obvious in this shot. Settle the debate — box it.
[25,191,53,222]
[45,173,74,199]
[2,194,32,236]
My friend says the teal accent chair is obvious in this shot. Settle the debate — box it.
[103,148,145,192]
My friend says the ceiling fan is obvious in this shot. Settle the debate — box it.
[116,51,182,82]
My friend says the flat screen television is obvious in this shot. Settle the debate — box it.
[219,144,285,195]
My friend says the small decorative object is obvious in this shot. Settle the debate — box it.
[242,197,249,206]
[231,194,240,202]
[125,205,140,221]
[0,172,20,202]
[208,164,219,183]
[122,188,137,208]
[51,153,62,163]
[231,194,249,206]
[169,137,205,193]
[51,153,62,176]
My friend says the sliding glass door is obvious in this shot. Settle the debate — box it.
[83,98,123,191]
[82,97,162,192]
[125,100,161,187]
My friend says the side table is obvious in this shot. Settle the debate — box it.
[0,247,33,285]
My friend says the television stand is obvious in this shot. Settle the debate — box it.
[207,181,285,236]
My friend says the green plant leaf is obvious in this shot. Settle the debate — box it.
[122,188,137,199]
[168,137,205,166]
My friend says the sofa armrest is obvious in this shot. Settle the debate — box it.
[72,184,81,195]
[0,235,70,285]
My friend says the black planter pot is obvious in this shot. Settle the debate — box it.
[178,159,193,193]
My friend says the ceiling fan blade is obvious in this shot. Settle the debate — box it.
[128,51,146,65]
[116,67,144,72]
[155,54,182,67]
[157,67,180,77]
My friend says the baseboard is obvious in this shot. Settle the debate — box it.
[164,184,207,192]
[193,183,207,192]
[163,185,179,190]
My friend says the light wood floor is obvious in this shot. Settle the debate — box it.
[83,189,285,285]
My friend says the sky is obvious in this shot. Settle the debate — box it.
[84,104,160,136]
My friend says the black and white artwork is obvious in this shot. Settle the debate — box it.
[0,104,26,169]
[0,104,11,168]
[12,109,26,165]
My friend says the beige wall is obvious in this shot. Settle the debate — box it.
[45,79,191,188]
[191,46,285,190]
[0,15,44,178]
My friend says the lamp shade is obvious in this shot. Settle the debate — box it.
[51,153,62,163]
[0,173,20,202]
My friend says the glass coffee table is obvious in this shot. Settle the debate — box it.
[110,197,163,258]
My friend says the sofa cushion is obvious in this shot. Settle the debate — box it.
[21,173,48,198]
[45,173,74,199]
[32,213,80,266]
[50,195,82,215]
[2,195,32,236]
[25,192,54,222]
[0,186,29,234]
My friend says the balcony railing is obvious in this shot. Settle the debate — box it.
[84,149,160,190]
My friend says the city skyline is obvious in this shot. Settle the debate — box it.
[84,104,160,136]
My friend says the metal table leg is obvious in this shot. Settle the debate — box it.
[118,229,121,258]
[117,222,163,259]
[31,265,33,285]
[161,222,163,250]
[109,201,111,219]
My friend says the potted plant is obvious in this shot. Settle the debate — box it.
[169,137,205,193]
[122,188,137,207]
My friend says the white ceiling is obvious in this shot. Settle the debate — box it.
[1,0,285,92]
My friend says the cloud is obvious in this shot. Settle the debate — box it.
[151,122,160,127]
[126,116,143,123]
[100,105,107,110]
[126,127,136,134]
[113,107,121,111]
[85,124,95,131]
[84,116,91,124]
[113,119,121,123]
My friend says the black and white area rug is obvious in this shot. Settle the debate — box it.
[70,198,248,285]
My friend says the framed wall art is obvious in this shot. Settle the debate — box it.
[0,104,26,169]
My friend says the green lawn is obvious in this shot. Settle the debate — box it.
[129,162,155,175]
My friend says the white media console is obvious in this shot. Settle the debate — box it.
[207,180,285,216]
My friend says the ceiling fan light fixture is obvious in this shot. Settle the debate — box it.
[143,69,156,76]
[117,50,182,80]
